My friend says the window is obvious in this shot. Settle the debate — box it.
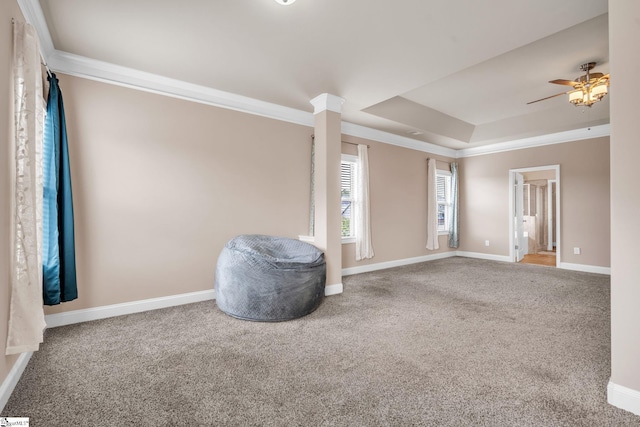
[341,155,358,240]
[436,170,452,234]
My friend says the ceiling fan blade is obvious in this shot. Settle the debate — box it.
[526,91,568,105]
[549,79,577,86]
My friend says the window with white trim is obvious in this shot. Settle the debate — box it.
[341,155,358,240]
[436,170,452,234]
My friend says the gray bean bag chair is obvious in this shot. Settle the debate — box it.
[215,235,326,321]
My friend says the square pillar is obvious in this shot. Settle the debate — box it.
[310,94,344,291]
[608,0,640,416]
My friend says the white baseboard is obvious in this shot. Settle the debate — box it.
[455,251,512,263]
[558,262,611,275]
[325,283,343,296]
[608,380,640,416]
[460,253,611,275]
[341,252,610,279]
[45,289,215,328]
[0,351,33,413]
[342,251,456,276]
[45,281,346,328]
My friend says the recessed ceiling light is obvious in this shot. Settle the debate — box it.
[274,0,297,4]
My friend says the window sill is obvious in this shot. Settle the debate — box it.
[438,231,449,236]
[298,235,315,243]
[301,235,356,245]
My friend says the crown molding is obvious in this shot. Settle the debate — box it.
[48,50,316,128]
[43,47,461,157]
[47,48,609,159]
[456,124,611,158]
[47,47,462,157]
[17,0,611,159]
[341,122,458,158]
[17,0,54,58]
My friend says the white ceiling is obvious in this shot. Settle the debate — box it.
[36,0,609,149]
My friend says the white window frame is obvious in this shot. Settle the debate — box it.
[436,169,452,235]
[341,154,358,243]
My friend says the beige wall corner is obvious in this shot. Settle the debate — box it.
[609,0,640,415]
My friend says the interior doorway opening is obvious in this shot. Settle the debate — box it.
[509,165,560,267]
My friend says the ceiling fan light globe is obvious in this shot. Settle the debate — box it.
[569,90,584,105]
[568,82,608,107]
[591,84,608,99]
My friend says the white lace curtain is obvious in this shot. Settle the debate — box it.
[354,144,374,260]
[6,21,47,355]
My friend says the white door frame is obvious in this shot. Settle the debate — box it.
[547,179,556,251]
[515,173,525,262]
[508,165,561,265]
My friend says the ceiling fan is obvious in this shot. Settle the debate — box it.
[527,62,610,107]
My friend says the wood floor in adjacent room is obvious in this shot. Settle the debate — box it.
[520,253,557,267]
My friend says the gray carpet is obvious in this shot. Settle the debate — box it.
[4,257,640,426]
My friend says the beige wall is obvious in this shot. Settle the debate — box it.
[34,73,460,318]
[1,0,26,396]
[39,75,459,313]
[341,136,456,269]
[609,1,640,394]
[43,74,313,314]
[459,137,610,268]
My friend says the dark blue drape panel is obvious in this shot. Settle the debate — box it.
[43,73,77,305]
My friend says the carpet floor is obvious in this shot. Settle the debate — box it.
[3,257,640,426]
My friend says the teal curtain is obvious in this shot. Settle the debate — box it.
[448,162,459,248]
[43,73,77,305]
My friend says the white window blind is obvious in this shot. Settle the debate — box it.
[341,156,357,238]
[436,170,452,232]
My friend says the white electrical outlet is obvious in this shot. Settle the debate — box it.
[574,247,581,255]
[485,240,490,247]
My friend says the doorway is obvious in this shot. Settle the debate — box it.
[509,165,560,267]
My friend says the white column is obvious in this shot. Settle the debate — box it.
[608,0,640,416]
[310,94,344,293]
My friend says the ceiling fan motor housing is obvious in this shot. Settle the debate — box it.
[576,72,605,85]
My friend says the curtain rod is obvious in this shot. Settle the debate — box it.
[12,18,52,78]
[42,58,52,79]
[310,135,370,148]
